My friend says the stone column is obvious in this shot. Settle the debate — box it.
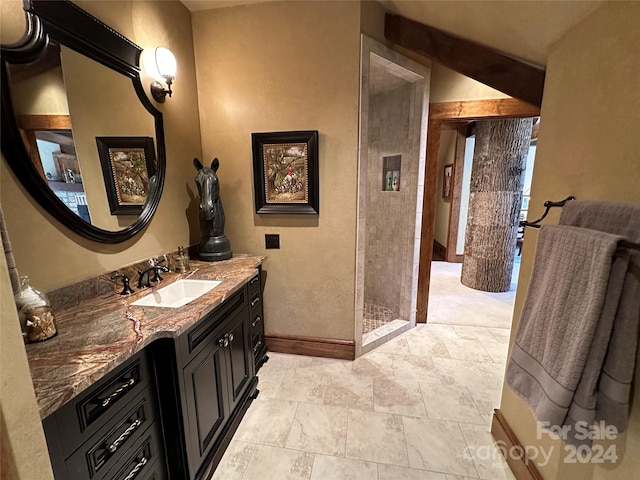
[461,118,533,292]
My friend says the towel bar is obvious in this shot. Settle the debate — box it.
[620,240,640,252]
[520,196,640,251]
[519,196,576,229]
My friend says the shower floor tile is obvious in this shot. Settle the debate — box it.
[362,303,396,333]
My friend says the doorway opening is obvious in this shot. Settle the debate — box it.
[355,36,429,357]
[415,99,540,324]
[428,113,539,327]
[432,118,538,270]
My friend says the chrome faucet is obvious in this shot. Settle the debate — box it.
[137,265,170,289]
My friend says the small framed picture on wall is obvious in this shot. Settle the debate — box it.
[251,130,319,214]
[443,163,454,200]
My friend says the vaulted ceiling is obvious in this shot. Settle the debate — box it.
[181,0,605,66]
[382,0,604,66]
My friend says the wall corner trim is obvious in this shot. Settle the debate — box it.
[491,409,544,480]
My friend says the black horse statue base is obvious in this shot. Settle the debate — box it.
[194,157,232,262]
[200,235,232,262]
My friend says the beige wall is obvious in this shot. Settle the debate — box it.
[192,1,361,341]
[360,0,435,74]
[1,0,203,291]
[360,0,388,45]
[430,63,509,103]
[0,248,54,480]
[434,129,456,246]
[500,2,640,479]
[0,0,26,44]
[10,66,69,115]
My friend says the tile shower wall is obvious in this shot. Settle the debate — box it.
[356,35,428,356]
[364,82,416,320]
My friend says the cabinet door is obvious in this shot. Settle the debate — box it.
[225,309,254,413]
[182,339,228,478]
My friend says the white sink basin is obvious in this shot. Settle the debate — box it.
[130,279,222,308]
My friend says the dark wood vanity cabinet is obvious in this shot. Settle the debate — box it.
[173,285,257,480]
[43,350,167,480]
[249,267,268,371]
[43,275,264,480]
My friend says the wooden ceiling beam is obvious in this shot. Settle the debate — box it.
[17,114,72,130]
[429,98,540,120]
[385,13,545,107]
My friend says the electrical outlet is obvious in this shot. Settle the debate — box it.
[265,234,280,249]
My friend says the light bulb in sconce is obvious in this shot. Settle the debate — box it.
[149,46,176,102]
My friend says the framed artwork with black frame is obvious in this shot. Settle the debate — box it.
[251,130,319,214]
[96,136,156,215]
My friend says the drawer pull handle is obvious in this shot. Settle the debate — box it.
[252,316,262,328]
[101,378,135,408]
[123,457,148,480]
[254,340,262,353]
[251,296,260,308]
[227,333,234,343]
[107,418,142,453]
[250,276,259,285]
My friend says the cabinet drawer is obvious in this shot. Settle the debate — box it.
[102,423,164,480]
[249,291,261,316]
[179,287,247,362]
[65,390,158,479]
[250,311,264,337]
[252,332,264,357]
[136,459,167,480]
[248,272,261,295]
[54,351,153,457]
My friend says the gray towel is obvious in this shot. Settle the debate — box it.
[596,253,640,431]
[559,200,640,241]
[506,224,623,428]
[560,200,640,439]
[562,251,630,446]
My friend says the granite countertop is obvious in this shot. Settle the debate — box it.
[26,254,265,419]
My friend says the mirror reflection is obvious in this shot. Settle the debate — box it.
[32,127,91,223]
[7,42,157,231]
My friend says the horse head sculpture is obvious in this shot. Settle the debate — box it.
[194,157,232,261]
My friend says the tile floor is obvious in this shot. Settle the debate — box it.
[213,262,517,479]
[427,260,519,329]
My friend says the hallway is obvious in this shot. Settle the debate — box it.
[427,260,519,329]
[213,266,516,479]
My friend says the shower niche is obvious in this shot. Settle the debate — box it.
[382,154,402,191]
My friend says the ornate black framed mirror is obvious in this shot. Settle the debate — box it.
[1,0,166,243]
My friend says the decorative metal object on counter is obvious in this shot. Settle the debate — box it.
[14,275,57,342]
[194,157,233,262]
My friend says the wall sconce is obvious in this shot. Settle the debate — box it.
[150,47,176,102]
